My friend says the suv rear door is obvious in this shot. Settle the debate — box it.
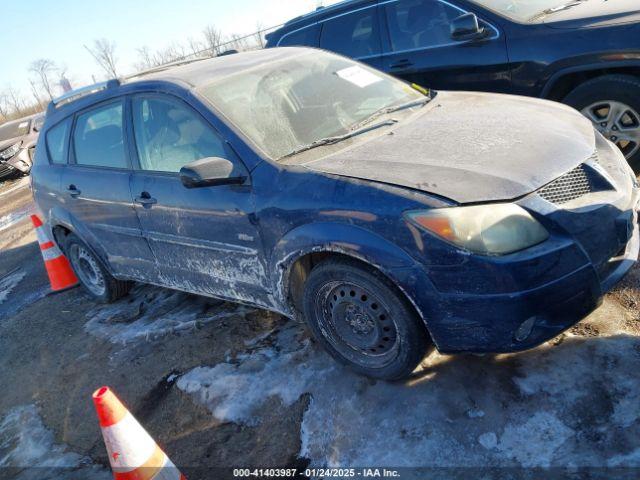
[319,4,384,69]
[61,99,157,279]
[128,93,268,304]
[380,0,511,92]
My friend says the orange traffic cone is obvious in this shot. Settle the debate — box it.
[30,215,78,292]
[92,386,186,480]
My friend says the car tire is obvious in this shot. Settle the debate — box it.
[301,258,432,380]
[564,75,640,173]
[63,233,133,303]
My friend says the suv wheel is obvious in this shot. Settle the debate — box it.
[64,233,132,303]
[564,75,640,173]
[302,258,432,380]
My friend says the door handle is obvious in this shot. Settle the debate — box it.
[67,185,81,198]
[390,59,414,70]
[135,192,157,209]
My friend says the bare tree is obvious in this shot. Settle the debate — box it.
[187,37,204,56]
[202,25,223,56]
[135,46,155,71]
[254,22,265,49]
[0,93,8,120]
[28,79,44,108]
[4,86,24,114]
[85,39,119,78]
[29,59,57,101]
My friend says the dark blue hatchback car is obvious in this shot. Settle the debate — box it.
[32,48,639,379]
[266,0,640,171]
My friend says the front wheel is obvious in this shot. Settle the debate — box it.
[564,75,640,173]
[64,233,132,303]
[302,259,432,380]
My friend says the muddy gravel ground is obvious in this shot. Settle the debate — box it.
[0,175,639,480]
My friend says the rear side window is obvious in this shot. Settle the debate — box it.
[278,25,320,47]
[320,8,381,58]
[46,119,71,165]
[385,0,462,51]
[73,102,127,168]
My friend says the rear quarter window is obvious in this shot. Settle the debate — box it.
[46,119,71,165]
[278,24,321,47]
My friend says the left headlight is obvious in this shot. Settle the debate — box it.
[405,204,549,255]
[0,142,22,160]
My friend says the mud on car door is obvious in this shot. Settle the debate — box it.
[128,94,269,304]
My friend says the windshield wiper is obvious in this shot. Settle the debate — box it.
[528,0,588,21]
[280,119,398,159]
[350,97,432,132]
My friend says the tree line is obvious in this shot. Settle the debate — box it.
[0,23,271,123]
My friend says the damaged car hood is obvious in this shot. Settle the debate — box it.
[302,91,596,204]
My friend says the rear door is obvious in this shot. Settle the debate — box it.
[61,99,157,279]
[128,93,268,304]
[380,0,511,92]
[319,4,384,70]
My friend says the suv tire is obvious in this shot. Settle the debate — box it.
[564,75,640,173]
[302,258,431,380]
[63,233,132,303]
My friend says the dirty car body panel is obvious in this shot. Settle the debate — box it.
[31,48,640,354]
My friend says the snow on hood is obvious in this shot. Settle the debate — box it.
[177,303,640,468]
[303,91,596,203]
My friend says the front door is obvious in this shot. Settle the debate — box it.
[128,94,268,305]
[380,0,511,93]
[62,99,156,279]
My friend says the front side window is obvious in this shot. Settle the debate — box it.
[132,96,231,173]
[278,25,321,47]
[46,119,71,165]
[73,102,127,168]
[385,0,462,52]
[320,8,381,58]
[199,50,424,159]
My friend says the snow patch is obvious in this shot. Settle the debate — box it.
[0,269,26,305]
[85,284,252,344]
[178,321,640,469]
[0,405,110,479]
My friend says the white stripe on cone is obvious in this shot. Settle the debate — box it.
[100,412,158,472]
[155,457,184,480]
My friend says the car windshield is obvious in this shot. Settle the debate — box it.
[468,0,587,22]
[199,50,425,159]
[0,119,30,142]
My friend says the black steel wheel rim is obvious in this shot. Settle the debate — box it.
[314,281,400,368]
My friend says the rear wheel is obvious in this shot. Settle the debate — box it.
[564,75,640,173]
[302,258,431,380]
[64,233,132,303]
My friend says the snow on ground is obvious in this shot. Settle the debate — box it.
[0,204,34,233]
[0,405,110,480]
[85,284,253,344]
[177,305,640,469]
[0,269,26,305]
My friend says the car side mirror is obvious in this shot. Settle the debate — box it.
[179,157,247,189]
[450,13,486,41]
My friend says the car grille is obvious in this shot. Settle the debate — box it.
[537,153,600,205]
[0,162,14,177]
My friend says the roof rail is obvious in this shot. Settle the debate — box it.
[47,79,121,115]
[124,56,210,81]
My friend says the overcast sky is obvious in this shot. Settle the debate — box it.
[2,0,340,101]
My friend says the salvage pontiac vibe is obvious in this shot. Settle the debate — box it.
[32,48,639,379]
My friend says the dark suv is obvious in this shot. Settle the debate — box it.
[32,49,638,379]
[266,0,640,171]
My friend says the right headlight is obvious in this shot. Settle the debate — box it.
[405,204,549,255]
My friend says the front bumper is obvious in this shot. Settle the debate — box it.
[394,184,640,354]
[6,148,33,173]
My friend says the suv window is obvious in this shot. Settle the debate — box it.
[132,96,232,173]
[278,25,320,47]
[73,102,127,168]
[320,8,381,58]
[46,119,71,165]
[385,0,462,52]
